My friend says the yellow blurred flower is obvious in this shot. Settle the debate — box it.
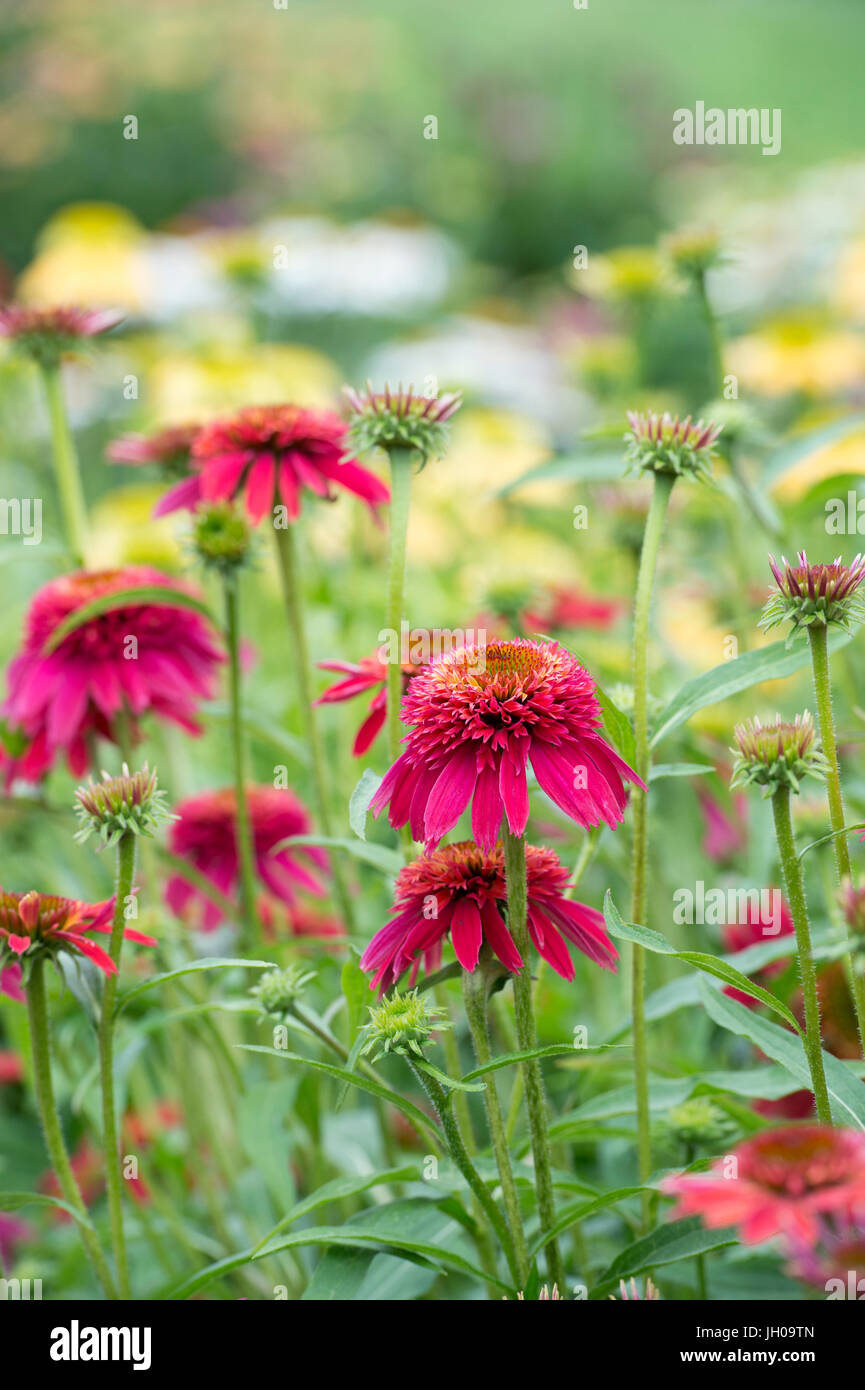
[88,485,185,570]
[772,425,865,502]
[146,341,341,422]
[833,236,865,321]
[576,246,663,302]
[16,203,148,311]
[727,316,865,397]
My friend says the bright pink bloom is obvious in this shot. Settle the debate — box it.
[107,423,204,516]
[0,887,155,978]
[696,784,747,862]
[722,892,794,1007]
[0,964,23,1002]
[316,647,424,757]
[370,638,643,852]
[663,1125,865,1246]
[1,567,224,782]
[162,403,390,526]
[165,786,328,931]
[360,840,616,991]
[522,585,623,634]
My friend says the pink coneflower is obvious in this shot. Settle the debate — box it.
[165,403,390,526]
[370,638,642,852]
[0,1212,31,1269]
[316,647,424,756]
[721,892,793,1008]
[522,585,623,635]
[1,566,224,782]
[0,305,123,364]
[787,1216,865,1291]
[662,1125,865,1246]
[360,840,617,991]
[0,888,156,978]
[165,786,328,931]
[696,784,747,862]
[107,423,204,516]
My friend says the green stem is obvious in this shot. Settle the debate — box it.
[462,964,531,1285]
[695,270,724,398]
[26,957,117,1298]
[630,470,675,1214]
[771,785,832,1124]
[384,447,413,767]
[807,622,865,1055]
[273,523,355,931]
[502,827,566,1290]
[224,577,262,947]
[408,1060,520,1291]
[98,831,137,1298]
[40,362,88,566]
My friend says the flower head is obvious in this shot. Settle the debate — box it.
[624,410,722,480]
[178,403,389,526]
[360,988,451,1063]
[343,382,462,467]
[1,567,224,783]
[316,646,424,757]
[165,786,328,931]
[361,840,616,991]
[75,763,174,847]
[0,304,123,366]
[251,963,316,1020]
[760,552,865,640]
[731,713,829,798]
[664,227,725,282]
[107,423,203,516]
[662,1125,865,1246]
[0,887,155,982]
[721,891,794,1007]
[369,638,642,852]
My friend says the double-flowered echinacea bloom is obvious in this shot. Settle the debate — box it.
[156,403,390,525]
[360,840,617,991]
[1,567,224,782]
[370,637,642,851]
[0,887,155,986]
[663,1125,865,1245]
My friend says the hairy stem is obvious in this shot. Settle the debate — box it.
[40,362,89,566]
[224,577,262,947]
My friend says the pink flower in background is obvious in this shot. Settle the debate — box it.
[316,647,424,756]
[166,785,328,930]
[0,964,24,1002]
[107,423,204,516]
[0,1212,31,1270]
[522,585,623,634]
[0,888,156,978]
[663,1125,865,1246]
[722,891,794,1007]
[166,403,389,525]
[1,567,224,782]
[361,840,616,991]
[370,638,643,851]
[0,305,123,363]
[696,784,747,862]
[0,1050,23,1084]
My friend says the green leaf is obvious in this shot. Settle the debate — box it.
[649,762,713,782]
[596,684,637,770]
[496,448,625,497]
[461,1043,618,1083]
[527,1186,647,1258]
[651,630,853,747]
[0,1190,96,1231]
[271,834,403,877]
[349,769,382,841]
[592,1217,737,1298]
[341,953,369,1036]
[603,893,802,1033]
[414,1059,486,1093]
[237,1046,442,1144]
[699,977,865,1130]
[116,958,273,1016]
[42,586,216,654]
[763,415,865,487]
[251,1166,422,1255]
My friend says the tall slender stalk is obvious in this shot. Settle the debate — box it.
[273,523,355,931]
[502,826,566,1290]
[40,363,88,566]
[806,622,865,1054]
[384,447,413,766]
[408,1059,520,1291]
[771,785,832,1124]
[462,962,531,1286]
[26,957,117,1298]
[630,470,675,1213]
[98,831,137,1298]
[224,577,262,947]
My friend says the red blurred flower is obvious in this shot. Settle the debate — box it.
[0,305,123,364]
[316,647,424,757]
[0,887,155,978]
[0,964,23,1002]
[0,1050,23,1084]
[663,1125,865,1246]
[1,567,224,782]
[165,786,328,931]
[360,840,616,991]
[721,891,794,1007]
[42,1138,103,1216]
[107,424,204,516]
[522,585,623,634]
[370,638,642,852]
[159,403,389,526]
[696,784,747,862]
[0,1212,31,1268]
